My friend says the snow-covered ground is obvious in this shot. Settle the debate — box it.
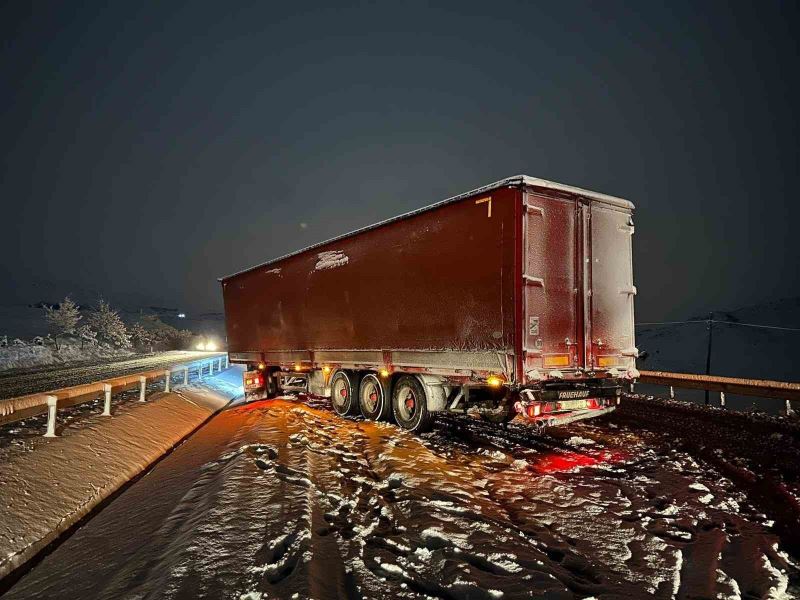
[5,394,797,599]
[0,370,240,582]
[0,294,226,377]
[0,337,135,372]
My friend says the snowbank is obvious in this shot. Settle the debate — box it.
[0,382,236,582]
[0,339,133,372]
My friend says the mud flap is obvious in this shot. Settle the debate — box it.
[416,374,448,412]
[308,370,329,397]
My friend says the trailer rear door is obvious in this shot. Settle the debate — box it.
[587,202,636,370]
[522,192,582,376]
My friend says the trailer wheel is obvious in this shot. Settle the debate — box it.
[330,370,359,416]
[392,375,434,433]
[358,373,392,422]
[265,368,279,399]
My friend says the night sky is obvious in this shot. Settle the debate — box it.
[1,1,798,322]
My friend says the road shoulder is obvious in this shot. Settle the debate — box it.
[0,384,233,584]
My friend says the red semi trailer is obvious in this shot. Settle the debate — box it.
[220,175,638,432]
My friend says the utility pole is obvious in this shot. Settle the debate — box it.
[705,312,713,405]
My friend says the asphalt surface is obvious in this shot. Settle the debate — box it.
[0,351,220,399]
[4,393,797,599]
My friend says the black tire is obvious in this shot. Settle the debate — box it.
[358,373,392,422]
[480,402,517,424]
[391,375,434,433]
[265,368,279,399]
[329,370,360,416]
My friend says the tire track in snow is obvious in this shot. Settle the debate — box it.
[6,397,798,599]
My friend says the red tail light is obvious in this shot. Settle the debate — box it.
[244,371,264,389]
[526,404,542,418]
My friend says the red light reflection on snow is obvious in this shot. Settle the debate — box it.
[530,449,627,474]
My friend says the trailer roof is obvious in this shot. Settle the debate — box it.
[219,175,633,281]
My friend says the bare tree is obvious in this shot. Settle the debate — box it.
[44,296,82,351]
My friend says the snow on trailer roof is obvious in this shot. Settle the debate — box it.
[218,175,633,281]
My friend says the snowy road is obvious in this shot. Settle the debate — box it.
[0,351,218,400]
[5,394,797,599]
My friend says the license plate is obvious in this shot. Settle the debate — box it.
[555,399,591,410]
[557,390,590,400]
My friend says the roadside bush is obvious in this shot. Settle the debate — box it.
[76,325,98,349]
[138,315,196,350]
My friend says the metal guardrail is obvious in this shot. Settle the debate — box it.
[0,353,228,435]
[637,369,800,414]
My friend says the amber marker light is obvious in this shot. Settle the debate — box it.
[257,362,266,370]
[487,375,504,388]
[597,355,621,368]
[379,368,390,377]
[294,363,302,372]
[322,366,331,374]
[543,354,571,368]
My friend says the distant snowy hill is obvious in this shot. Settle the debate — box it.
[636,297,800,381]
[636,297,800,411]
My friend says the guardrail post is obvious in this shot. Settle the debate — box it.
[183,367,189,385]
[198,363,203,381]
[44,395,58,437]
[786,399,795,417]
[669,386,674,400]
[139,376,147,401]
[629,382,634,393]
[165,370,171,393]
[719,391,726,408]
[210,360,215,375]
[222,355,227,369]
[102,384,112,416]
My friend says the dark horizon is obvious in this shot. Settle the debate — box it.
[2,1,799,322]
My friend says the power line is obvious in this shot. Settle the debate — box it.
[715,321,800,332]
[635,319,800,332]
[635,320,705,326]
